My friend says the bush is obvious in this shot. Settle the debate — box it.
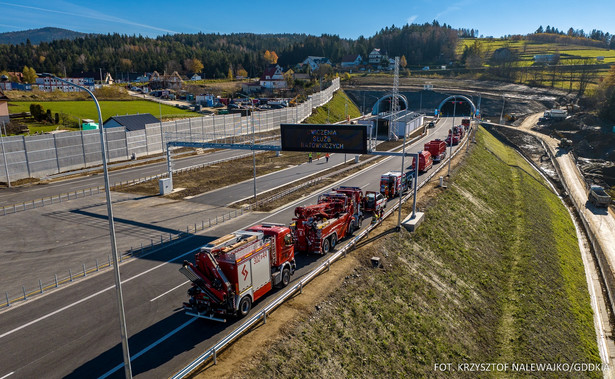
[29,103,45,121]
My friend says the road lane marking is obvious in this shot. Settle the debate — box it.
[98,317,198,379]
[150,281,190,302]
[0,248,199,340]
[0,372,14,379]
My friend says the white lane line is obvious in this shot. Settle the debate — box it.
[0,248,199,340]
[98,317,198,379]
[0,372,14,379]
[150,281,189,302]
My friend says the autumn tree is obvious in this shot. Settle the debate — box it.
[184,58,204,74]
[264,50,278,64]
[22,66,37,83]
[400,55,407,68]
[228,65,234,80]
[236,67,248,78]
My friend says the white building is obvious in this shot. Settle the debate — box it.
[35,77,95,92]
[260,65,287,89]
[301,56,332,71]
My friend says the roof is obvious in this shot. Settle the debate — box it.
[0,89,8,101]
[103,113,160,131]
[341,54,360,63]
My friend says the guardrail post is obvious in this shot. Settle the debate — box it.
[300,281,303,294]
[22,286,27,300]
[39,279,43,293]
[169,233,172,241]
[5,292,9,307]
[83,263,87,277]
[96,259,99,271]
[213,349,217,365]
[69,269,73,282]
[194,223,197,232]
[55,274,58,287]
[201,220,204,229]
[263,311,267,324]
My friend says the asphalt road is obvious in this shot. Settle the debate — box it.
[0,117,464,378]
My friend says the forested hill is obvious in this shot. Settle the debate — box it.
[0,27,88,45]
[0,23,458,79]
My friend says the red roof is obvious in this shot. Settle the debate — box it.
[341,54,360,63]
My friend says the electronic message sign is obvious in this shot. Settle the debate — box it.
[280,124,368,154]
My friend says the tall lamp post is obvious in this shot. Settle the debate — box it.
[447,96,457,177]
[38,74,132,378]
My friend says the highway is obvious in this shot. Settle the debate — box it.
[0,117,465,378]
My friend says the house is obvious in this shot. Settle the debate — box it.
[190,74,202,81]
[104,72,114,85]
[301,56,332,71]
[35,76,95,92]
[341,54,362,68]
[0,75,11,91]
[149,71,183,90]
[241,81,262,94]
[259,65,287,89]
[293,72,311,81]
[368,48,387,64]
[0,89,9,124]
[136,73,151,83]
[103,113,160,132]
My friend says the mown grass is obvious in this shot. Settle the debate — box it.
[244,126,600,378]
[7,100,199,123]
[304,90,362,124]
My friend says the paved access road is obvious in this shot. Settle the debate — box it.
[0,118,465,378]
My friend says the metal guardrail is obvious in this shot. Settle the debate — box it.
[171,124,474,378]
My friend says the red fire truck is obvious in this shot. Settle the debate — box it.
[411,151,433,173]
[180,224,295,321]
[424,139,447,162]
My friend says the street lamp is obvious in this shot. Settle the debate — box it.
[447,96,457,177]
[38,73,133,378]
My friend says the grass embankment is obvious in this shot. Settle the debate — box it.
[244,127,600,378]
[304,89,362,124]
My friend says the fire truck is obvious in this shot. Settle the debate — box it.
[411,151,433,173]
[424,139,447,162]
[291,186,364,254]
[380,171,413,199]
[180,224,296,321]
[363,191,387,217]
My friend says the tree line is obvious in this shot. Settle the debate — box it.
[0,22,458,80]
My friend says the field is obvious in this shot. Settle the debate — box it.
[241,127,600,378]
[304,89,362,124]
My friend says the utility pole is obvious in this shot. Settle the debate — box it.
[447,98,457,177]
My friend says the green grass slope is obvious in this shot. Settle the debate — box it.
[246,127,600,378]
[304,89,362,125]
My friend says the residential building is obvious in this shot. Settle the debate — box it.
[241,81,262,94]
[341,54,362,68]
[259,65,287,89]
[368,48,388,64]
[190,74,202,81]
[293,72,311,81]
[149,71,183,90]
[0,75,11,91]
[35,76,95,92]
[103,113,160,132]
[301,56,333,71]
[0,89,9,125]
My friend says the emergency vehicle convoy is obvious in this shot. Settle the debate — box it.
[180,224,296,321]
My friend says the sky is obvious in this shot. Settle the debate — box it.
[1,0,614,40]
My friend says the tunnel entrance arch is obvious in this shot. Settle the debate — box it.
[371,94,409,115]
[437,95,476,116]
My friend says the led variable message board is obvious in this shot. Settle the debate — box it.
[280,124,368,154]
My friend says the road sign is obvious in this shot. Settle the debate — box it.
[280,124,368,154]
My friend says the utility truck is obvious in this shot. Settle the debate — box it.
[380,171,413,198]
[411,151,433,173]
[180,224,296,321]
[589,186,611,208]
[424,139,447,162]
[291,186,364,254]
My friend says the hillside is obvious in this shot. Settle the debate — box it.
[236,127,600,378]
[0,27,87,45]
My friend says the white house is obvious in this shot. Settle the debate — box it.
[368,48,387,64]
[341,54,362,68]
[260,65,287,89]
[301,56,332,71]
[190,74,202,81]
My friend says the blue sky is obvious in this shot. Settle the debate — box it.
[1,0,613,39]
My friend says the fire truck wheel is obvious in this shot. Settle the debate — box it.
[330,234,337,248]
[280,266,291,288]
[238,296,252,318]
[322,238,331,254]
[347,223,355,236]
